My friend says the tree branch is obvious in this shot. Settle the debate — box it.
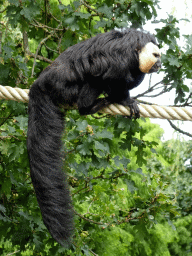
[133,80,164,99]
[26,49,53,64]
[0,8,7,13]
[168,120,192,138]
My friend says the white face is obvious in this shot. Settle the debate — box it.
[139,42,161,73]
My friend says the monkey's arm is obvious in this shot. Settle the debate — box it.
[117,90,140,118]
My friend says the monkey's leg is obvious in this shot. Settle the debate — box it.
[77,83,109,115]
[82,97,112,114]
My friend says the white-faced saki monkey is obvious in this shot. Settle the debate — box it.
[27,28,161,246]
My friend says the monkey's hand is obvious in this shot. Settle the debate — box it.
[119,98,140,118]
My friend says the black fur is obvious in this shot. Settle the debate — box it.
[27,28,158,246]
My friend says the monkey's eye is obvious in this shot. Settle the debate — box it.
[153,53,160,58]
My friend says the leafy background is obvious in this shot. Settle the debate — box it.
[0,0,192,255]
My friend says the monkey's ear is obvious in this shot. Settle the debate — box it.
[139,42,161,73]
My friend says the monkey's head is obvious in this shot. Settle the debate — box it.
[138,42,161,73]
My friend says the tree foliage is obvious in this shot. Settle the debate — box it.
[0,0,192,255]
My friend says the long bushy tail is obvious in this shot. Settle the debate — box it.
[27,81,73,246]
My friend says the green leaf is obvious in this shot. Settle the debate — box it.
[73,12,91,19]
[168,219,176,231]
[181,84,189,92]
[65,16,75,24]
[76,142,92,155]
[167,55,181,67]
[0,204,6,213]
[1,178,11,194]
[94,141,109,152]
[20,7,32,20]
[135,168,144,175]
[3,45,14,59]
[33,234,44,251]
[8,0,20,7]
[15,116,28,131]
[97,5,113,18]
[125,180,138,194]
[20,4,40,21]
[96,130,113,140]
[113,156,130,168]
[76,120,88,131]
[6,6,21,27]
[94,19,109,29]
[0,142,9,155]
[151,148,157,154]
[73,1,81,9]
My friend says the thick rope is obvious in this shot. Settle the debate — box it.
[0,85,29,103]
[0,85,192,121]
